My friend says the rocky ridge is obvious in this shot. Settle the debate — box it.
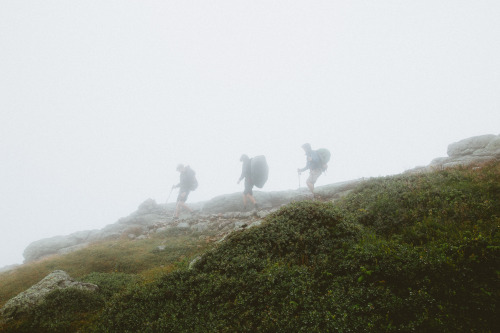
[19,133,500,264]
[22,180,360,263]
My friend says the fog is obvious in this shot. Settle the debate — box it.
[1,1,499,269]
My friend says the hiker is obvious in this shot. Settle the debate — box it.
[298,143,324,197]
[237,154,258,210]
[172,164,197,218]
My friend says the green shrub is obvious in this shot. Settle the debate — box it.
[81,272,139,299]
[0,289,104,333]
[338,162,500,242]
[89,164,499,332]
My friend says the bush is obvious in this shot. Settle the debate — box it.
[0,289,104,333]
[90,164,499,332]
[81,272,139,299]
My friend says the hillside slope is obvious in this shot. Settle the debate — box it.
[2,162,497,332]
[0,162,500,332]
[86,162,499,332]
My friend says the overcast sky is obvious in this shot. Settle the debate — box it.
[1,1,499,269]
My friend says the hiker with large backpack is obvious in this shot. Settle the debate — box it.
[297,143,330,198]
[237,154,258,210]
[237,154,269,210]
[172,164,197,218]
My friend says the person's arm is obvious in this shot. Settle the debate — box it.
[173,173,184,189]
[238,166,245,182]
[298,157,311,173]
[238,162,248,183]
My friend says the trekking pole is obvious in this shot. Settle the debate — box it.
[169,187,179,218]
[165,187,174,204]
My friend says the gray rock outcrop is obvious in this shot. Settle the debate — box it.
[0,270,98,320]
[22,179,362,263]
[430,134,500,168]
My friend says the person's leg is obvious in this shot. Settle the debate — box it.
[306,173,315,195]
[174,191,191,217]
[178,201,191,213]
[247,194,256,205]
[306,180,314,194]
[243,180,255,209]
[174,202,181,217]
[246,185,258,209]
[242,193,248,208]
[307,170,321,197]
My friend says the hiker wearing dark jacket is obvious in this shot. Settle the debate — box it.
[298,143,322,197]
[173,164,195,217]
[237,154,258,210]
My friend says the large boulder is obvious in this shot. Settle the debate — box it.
[0,270,98,320]
[23,230,99,263]
[429,134,500,168]
[200,192,244,214]
[447,134,497,157]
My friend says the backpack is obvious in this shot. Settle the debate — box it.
[316,148,331,171]
[190,177,198,191]
[185,167,198,191]
[250,155,269,188]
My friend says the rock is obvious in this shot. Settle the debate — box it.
[248,220,263,229]
[188,256,202,270]
[481,135,500,157]
[21,180,364,262]
[192,222,209,232]
[447,134,496,157]
[240,211,256,218]
[57,242,90,255]
[137,198,160,214]
[411,134,500,173]
[156,226,171,233]
[97,223,128,239]
[201,193,242,213]
[257,210,270,218]
[234,221,248,230]
[429,156,448,166]
[23,232,95,263]
[0,270,98,320]
[216,233,231,244]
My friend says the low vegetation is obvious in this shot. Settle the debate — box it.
[1,162,499,332]
[0,229,212,312]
